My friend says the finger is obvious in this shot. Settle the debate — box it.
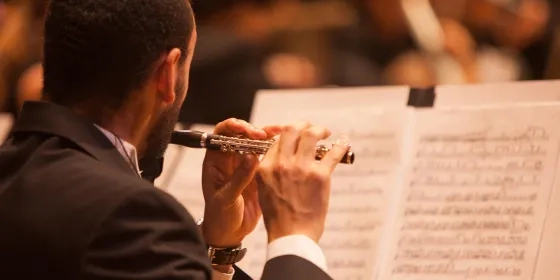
[320,135,350,173]
[214,118,244,135]
[261,133,280,163]
[261,125,283,160]
[296,126,330,165]
[261,125,283,139]
[221,153,260,202]
[214,118,267,139]
[278,122,311,161]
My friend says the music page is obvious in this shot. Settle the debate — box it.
[380,104,560,280]
[238,107,412,280]
[251,86,409,119]
[434,80,560,107]
[162,124,215,219]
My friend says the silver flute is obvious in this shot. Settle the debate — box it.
[170,130,354,164]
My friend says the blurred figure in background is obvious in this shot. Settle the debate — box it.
[278,0,382,87]
[1,0,556,128]
[333,0,552,87]
[180,0,284,125]
[0,0,46,118]
[462,0,553,81]
[0,1,6,27]
[181,0,338,125]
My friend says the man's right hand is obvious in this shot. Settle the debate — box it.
[256,122,349,243]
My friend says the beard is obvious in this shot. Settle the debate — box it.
[142,74,186,159]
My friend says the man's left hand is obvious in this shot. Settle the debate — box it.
[201,118,281,248]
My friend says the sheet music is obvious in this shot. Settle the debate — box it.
[0,114,13,142]
[239,107,411,280]
[534,115,560,280]
[250,86,409,121]
[380,104,560,280]
[435,80,560,107]
[251,81,560,119]
[163,124,215,219]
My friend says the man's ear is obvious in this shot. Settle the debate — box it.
[157,48,182,106]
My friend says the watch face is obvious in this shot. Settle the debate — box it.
[209,247,247,265]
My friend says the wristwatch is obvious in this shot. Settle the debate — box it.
[196,217,248,265]
[207,245,247,265]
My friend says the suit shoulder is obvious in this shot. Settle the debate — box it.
[46,150,195,226]
[99,186,198,231]
[31,146,149,191]
[82,183,210,280]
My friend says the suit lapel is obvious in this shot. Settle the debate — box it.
[12,101,138,177]
[232,266,253,280]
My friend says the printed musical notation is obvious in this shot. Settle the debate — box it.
[407,189,537,203]
[398,233,528,246]
[392,263,522,278]
[237,108,410,280]
[238,131,400,279]
[384,108,560,280]
[419,126,549,143]
[318,111,409,280]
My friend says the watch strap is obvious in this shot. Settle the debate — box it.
[196,217,247,265]
[208,246,247,265]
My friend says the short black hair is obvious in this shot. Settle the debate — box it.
[43,0,194,111]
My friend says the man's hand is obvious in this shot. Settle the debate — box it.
[256,122,349,243]
[201,118,281,248]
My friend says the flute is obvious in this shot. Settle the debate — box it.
[170,130,355,164]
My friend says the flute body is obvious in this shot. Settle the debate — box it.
[170,130,354,164]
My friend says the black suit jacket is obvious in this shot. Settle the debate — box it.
[0,101,331,280]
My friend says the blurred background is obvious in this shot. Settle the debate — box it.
[1,0,559,125]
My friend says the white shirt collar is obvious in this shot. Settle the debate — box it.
[94,125,142,175]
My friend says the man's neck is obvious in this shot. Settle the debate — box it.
[97,122,138,148]
[72,106,144,149]
[94,124,142,176]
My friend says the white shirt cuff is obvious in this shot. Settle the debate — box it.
[212,266,234,280]
[266,234,327,273]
